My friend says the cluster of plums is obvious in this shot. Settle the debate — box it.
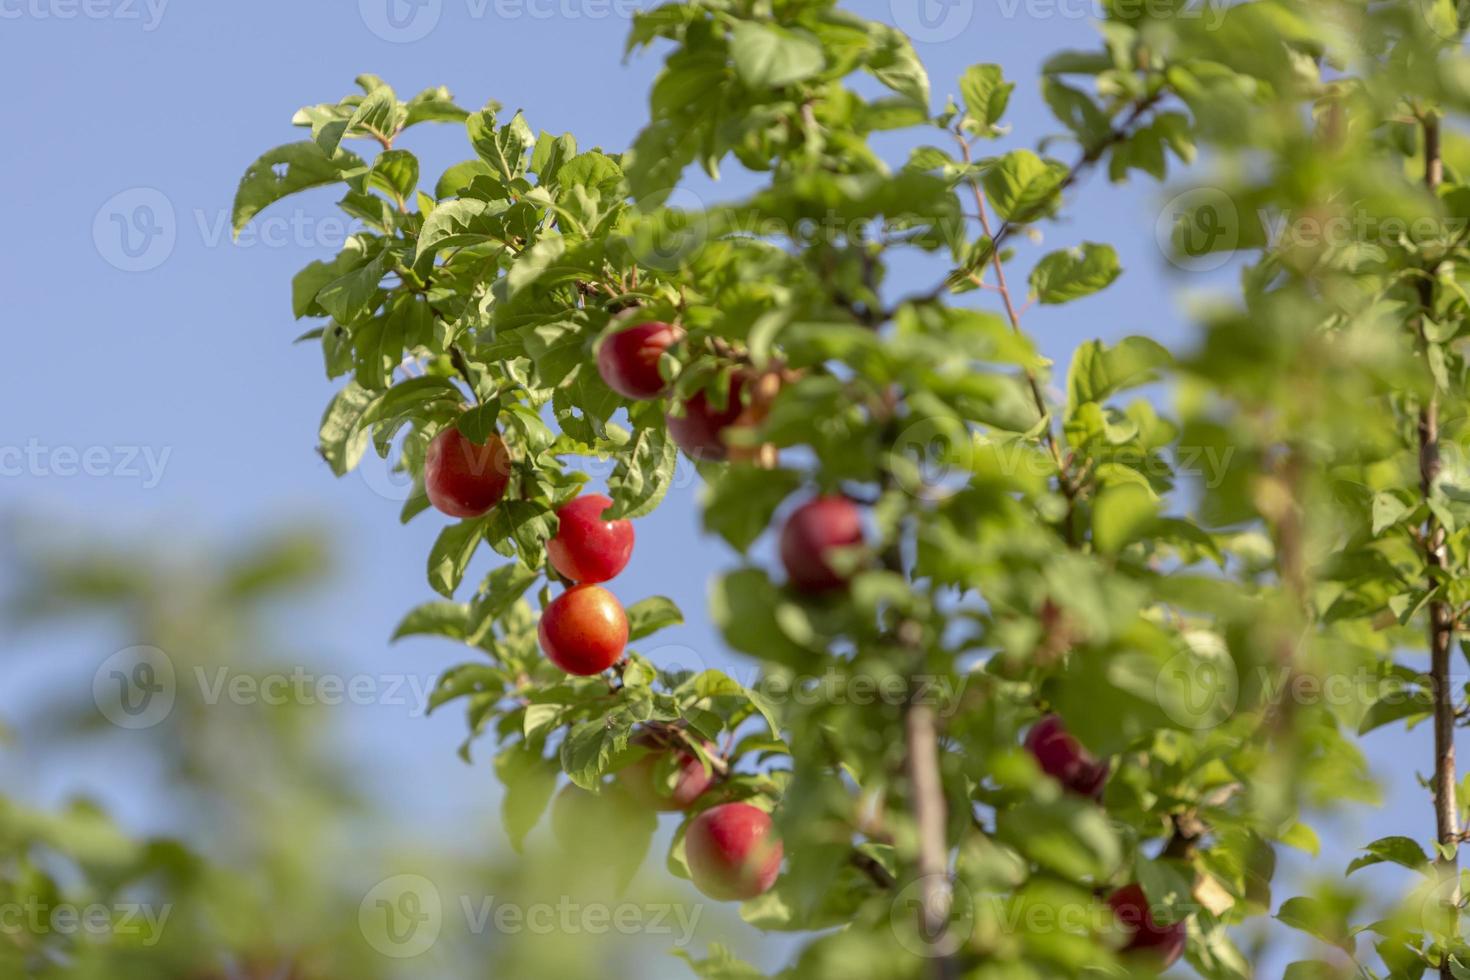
[422,422,635,676]
[421,346,1184,945]
[625,735,781,900]
[597,320,760,462]
[423,406,785,902]
[1026,715,1186,967]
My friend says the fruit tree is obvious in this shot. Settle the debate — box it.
[236,1,1470,976]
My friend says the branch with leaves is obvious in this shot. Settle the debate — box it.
[232,1,1470,977]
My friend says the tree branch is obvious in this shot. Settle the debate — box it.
[851,850,897,890]
[1417,113,1459,980]
[956,134,1054,462]
[983,93,1163,265]
[904,698,954,979]
[878,494,956,979]
[881,92,1164,322]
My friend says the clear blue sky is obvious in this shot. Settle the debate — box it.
[0,0,1439,973]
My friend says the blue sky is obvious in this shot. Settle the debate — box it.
[0,0,1444,974]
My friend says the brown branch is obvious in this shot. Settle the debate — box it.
[1417,113,1459,980]
[881,93,1163,321]
[905,698,955,980]
[890,615,954,974]
[956,134,1055,462]
[876,496,956,980]
[983,93,1164,264]
[1160,811,1205,861]
[850,850,897,890]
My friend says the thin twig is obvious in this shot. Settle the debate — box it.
[956,133,1055,462]
[1417,113,1459,980]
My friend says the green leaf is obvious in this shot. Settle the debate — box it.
[456,403,501,445]
[996,798,1121,882]
[1066,336,1172,413]
[710,569,819,668]
[866,28,930,108]
[392,601,471,642]
[560,717,631,790]
[469,108,533,183]
[428,519,486,598]
[1276,896,1354,952]
[470,562,542,629]
[1358,685,1432,734]
[403,85,469,128]
[317,83,401,156]
[317,251,389,326]
[730,23,826,89]
[607,427,678,520]
[981,150,1068,223]
[672,945,766,980]
[484,501,558,570]
[415,199,503,262]
[317,381,376,476]
[1041,78,1109,145]
[701,467,803,552]
[1345,836,1430,876]
[1282,962,1346,980]
[494,742,559,852]
[356,377,461,438]
[435,159,496,199]
[233,142,363,235]
[530,130,578,185]
[959,64,1014,133]
[1371,491,1413,535]
[626,596,683,641]
[1092,483,1159,555]
[1029,243,1121,304]
[368,149,420,203]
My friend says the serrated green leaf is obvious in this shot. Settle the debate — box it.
[626,596,683,641]
[233,142,363,235]
[959,64,1013,133]
[1030,243,1121,304]
[981,150,1068,223]
[607,427,678,520]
